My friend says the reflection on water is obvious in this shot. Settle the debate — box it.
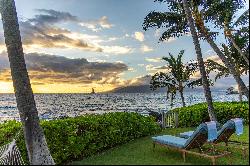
[0,91,246,122]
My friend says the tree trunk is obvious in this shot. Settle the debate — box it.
[179,84,186,107]
[228,35,249,66]
[238,83,243,102]
[192,12,249,101]
[203,33,249,101]
[0,0,55,165]
[182,0,217,121]
[224,25,249,66]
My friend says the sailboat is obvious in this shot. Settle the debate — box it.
[91,88,96,94]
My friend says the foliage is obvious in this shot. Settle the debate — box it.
[150,50,202,107]
[206,35,249,81]
[72,126,249,165]
[0,112,161,165]
[172,101,249,127]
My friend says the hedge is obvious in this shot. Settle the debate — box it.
[0,112,161,165]
[172,101,249,127]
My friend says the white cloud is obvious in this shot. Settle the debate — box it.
[145,64,169,74]
[206,55,223,64]
[138,64,145,67]
[163,37,176,43]
[134,31,145,42]
[79,16,114,32]
[101,45,133,55]
[141,45,153,53]
[116,61,124,63]
[128,67,135,72]
[155,29,161,37]
[145,57,162,63]
[0,45,6,53]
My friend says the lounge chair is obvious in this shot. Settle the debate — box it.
[152,122,230,165]
[179,118,248,158]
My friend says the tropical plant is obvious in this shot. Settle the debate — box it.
[201,0,249,65]
[150,50,210,108]
[0,0,54,164]
[206,37,249,102]
[143,0,249,101]
[144,0,217,121]
[191,0,249,100]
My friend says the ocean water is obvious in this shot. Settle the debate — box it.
[0,91,246,122]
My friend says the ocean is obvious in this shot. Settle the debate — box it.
[0,91,246,122]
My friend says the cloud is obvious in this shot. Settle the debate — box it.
[29,9,79,25]
[141,45,153,53]
[206,55,222,64]
[0,9,132,55]
[101,46,133,55]
[0,52,128,85]
[138,64,145,67]
[145,64,169,74]
[163,37,176,43]
[0,45,6,53]
[145,57,162,63]
[134,31,145,42]
[79,16,114,32]
[124,75,152,86]
[18,9,103,52]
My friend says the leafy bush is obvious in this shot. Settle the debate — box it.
[173,102,249,127]
[0,112,161,165]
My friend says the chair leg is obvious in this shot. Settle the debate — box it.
[242,147,246,159]
[182,151,186,162]
[211,157,216,165]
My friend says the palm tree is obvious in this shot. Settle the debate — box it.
[206,39,249,102]
[182,0,216,121]
[0,0,55,164]
[202,0,249,65]
[150,50,210,108]
[190,0,249,101]
[142,0,249,101]
[151,72,177,108]
[143,0,217,121]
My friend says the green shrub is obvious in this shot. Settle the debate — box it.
[173,102,249,127]
[0,112,161,165]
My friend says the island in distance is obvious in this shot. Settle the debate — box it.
[106,85,226,93]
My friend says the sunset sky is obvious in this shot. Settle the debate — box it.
[0,0,249,93]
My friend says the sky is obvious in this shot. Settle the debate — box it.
[0,0,249,93]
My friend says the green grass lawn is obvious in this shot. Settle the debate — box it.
[70,126,249,165]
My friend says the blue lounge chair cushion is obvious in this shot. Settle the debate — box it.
[231,118,243,135]
[217,118,244,137]
[179,131,194,139]
[184,123,207,147]
[152,135,188,148]
[179,121,221,139]
[205,121,218,142]
[152,123,207,149]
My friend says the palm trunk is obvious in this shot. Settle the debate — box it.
[0,0,55,165]
[180,90,186,107]
[203,34,249,101]
[182,0,217,121]
[224,25,249,66]
[238,84,243,102]
[179,84,186,107]
[228,36,249,66]
[193,12,249,101]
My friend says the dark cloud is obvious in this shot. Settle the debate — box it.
[29,9,79,25]
[0,52,128,84]
[15,9,103,52]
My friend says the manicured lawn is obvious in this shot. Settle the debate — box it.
[70,126,249,165]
